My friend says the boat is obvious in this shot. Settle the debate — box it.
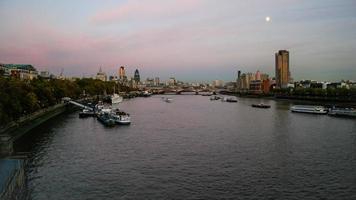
[201,92,212,96]
[290,105,328,114]
[111,109,131,125]
[162,97,173,103]
[251,103,271,109]
[97,112,116,126]
[328,107,356,118]
[111,93,123,104]
[79,108,95,118]
[226,97,238,103]
[210,96,221,100]
[110,86,123,104]
[142,91,152,97]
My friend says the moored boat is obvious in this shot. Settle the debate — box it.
[97,113,116,126]
[290,105,328,114]
[79,108,95,118]
[210,96,221,100]
[111,109,131,125]
[201,92,212,96]
[226,97,238,102]
[328,108,356,118]
[252,103,271,108]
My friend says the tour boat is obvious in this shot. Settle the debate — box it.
[111,109,131,125]
[328,107,356,118]
[251,103,271,109]
[221,97,237,102]
[290,105,328,114]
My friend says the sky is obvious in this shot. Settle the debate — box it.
[0,0,356,82]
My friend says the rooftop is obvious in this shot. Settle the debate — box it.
[0,64,37,71]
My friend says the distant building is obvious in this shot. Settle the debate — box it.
[255,70,261,80]
[260,73,269,81]
[39,71,50,79]
[0,64,38,80]
[119,66,126,80]
[109,76,118,81]
[145,78,154,86]
[262,79,271,94]
[275,50,290,88]
[240,73,255,92]
[154,77,160,86]
[168,77,176,86]
[96,67,107,81]
[249,80,262,94]
[134,69,140,83]
[213,80,224,88]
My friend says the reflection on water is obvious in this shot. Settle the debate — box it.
[15,96,356,200]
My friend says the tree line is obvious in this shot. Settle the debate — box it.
[0,77,131,127]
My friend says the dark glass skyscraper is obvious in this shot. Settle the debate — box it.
[134,69,140,82]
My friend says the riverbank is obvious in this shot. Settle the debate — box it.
[219,92,356,107]
[0,103,74,156]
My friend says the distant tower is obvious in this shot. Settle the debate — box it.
[119,66,126,80]
[96,66,107,81]
[255,70,261,80]
[237,70,241,79]
[134,69,140,82]
[275,50,290,88]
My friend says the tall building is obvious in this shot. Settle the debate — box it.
[119,66,126,80]
[275,50,290,88]
[134,69,140,82]
[236,70,242,92]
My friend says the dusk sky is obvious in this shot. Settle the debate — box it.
[1,0,356,82]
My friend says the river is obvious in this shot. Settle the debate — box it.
[14,95,356,200]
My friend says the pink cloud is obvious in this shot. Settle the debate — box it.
[91,0,202,24]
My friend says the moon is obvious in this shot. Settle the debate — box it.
[265,16,271,22]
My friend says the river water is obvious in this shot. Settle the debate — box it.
[14,95,356,200]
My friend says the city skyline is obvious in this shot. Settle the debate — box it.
[1,0,356,81]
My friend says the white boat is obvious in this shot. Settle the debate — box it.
[290,105,328,114]
[221,97,237,102]
[111,109,131,125]
[328,108,356,118]
[111,93,123,104]
[162,97,173,103]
